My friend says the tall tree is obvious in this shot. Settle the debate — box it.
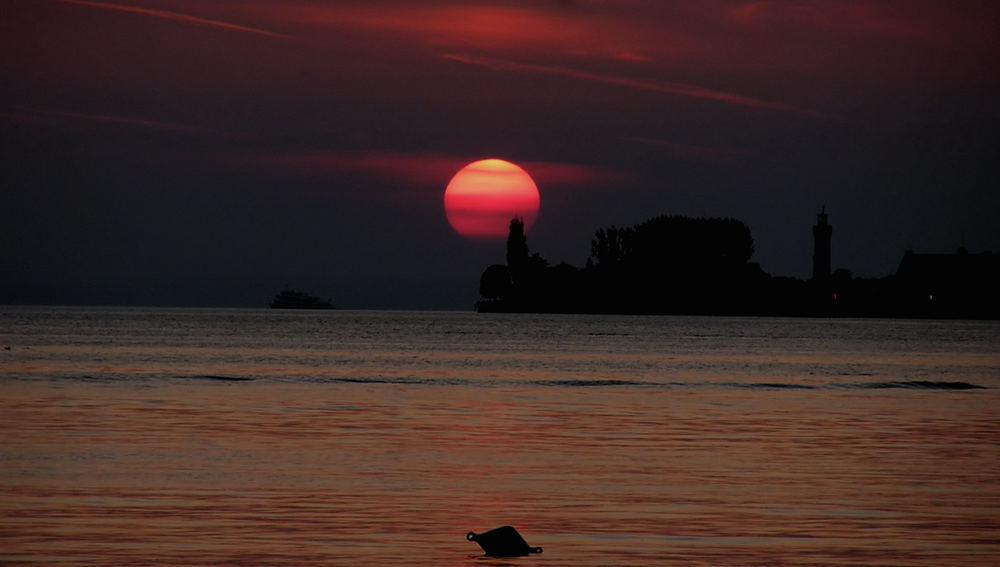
[506,217,529,273]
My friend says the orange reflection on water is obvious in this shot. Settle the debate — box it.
[1,380,998,566]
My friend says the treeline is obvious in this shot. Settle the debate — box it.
[476,215,1000,318]
[478,215,776,314]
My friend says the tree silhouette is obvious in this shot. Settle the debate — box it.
[481,214,765,314]
[590,225,633,269]
[506,217,529,274]
[592,215,754,271]
[479,264,512,300]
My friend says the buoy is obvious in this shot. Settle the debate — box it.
[466,525,542,557]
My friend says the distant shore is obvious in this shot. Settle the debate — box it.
[475,216,1000,320]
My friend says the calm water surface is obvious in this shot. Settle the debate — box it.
[1,307,998,566]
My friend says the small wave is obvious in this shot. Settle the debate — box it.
[326,377,410,384]
[586,332,630,337]
[538,379,646,387]
[77,375,110,383]
[736,382,817,390]
[317,377,469,386]
[852,380,985,390]
[189,375,255,382]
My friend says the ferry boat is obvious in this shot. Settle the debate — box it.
[269,289,334,309]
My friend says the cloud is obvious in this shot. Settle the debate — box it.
[257,150,621,190]
[5,106,214,134]
[263,151,465,187]
[55,0,292,40]
[521,161,626,188]
[443,53,826,118]
[0,112,43,124]
[254,1,654,62]
[625,137,752,164]
[726,1,946,44]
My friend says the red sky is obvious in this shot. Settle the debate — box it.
[3,0,998,307]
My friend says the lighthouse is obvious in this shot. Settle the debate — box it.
[812,206,832,281]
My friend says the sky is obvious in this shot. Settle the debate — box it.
[3,0,998,309]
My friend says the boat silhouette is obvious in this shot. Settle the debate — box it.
[269,289,334,309]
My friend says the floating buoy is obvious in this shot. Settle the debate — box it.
[466,525,542,557]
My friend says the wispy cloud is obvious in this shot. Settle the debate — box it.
[258,150,620,189]
[55,0,292,40]
[265,151,466,187]
[521,160,625,188]
[0,111,43,123]
[5,106,214,133]
[259,2,654,63]
[626,137,752,164]
[442,53,826,118]
[278,4,582,49]
[727,1,946,44]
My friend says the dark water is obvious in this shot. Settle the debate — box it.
[1,307,998,566]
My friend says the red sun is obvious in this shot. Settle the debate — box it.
[444,158,540,240]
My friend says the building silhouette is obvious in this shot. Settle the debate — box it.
[893,248,1000,317]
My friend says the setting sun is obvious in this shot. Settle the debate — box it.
[443,158,540,240]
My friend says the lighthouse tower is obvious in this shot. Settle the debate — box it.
[812,206,832,281]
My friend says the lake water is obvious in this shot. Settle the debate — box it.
[1,307,998,566]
